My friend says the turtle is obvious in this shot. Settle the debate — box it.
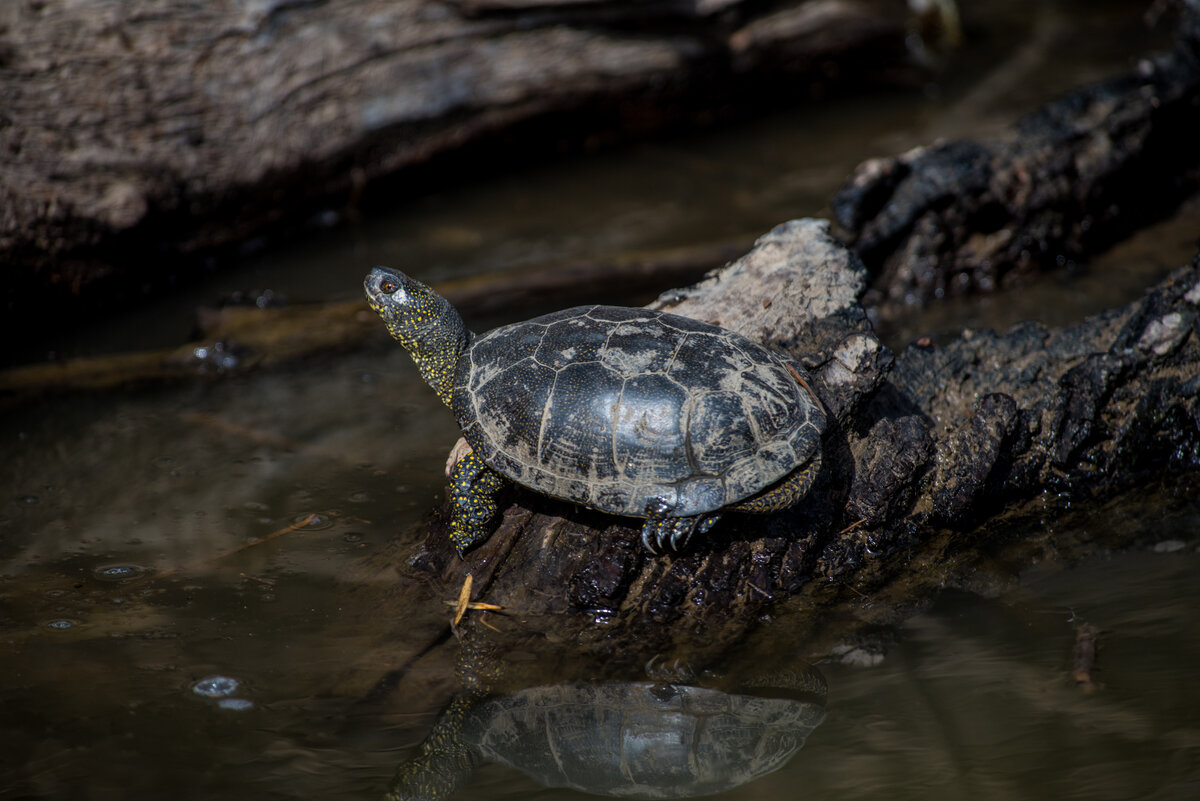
[364,266,825,554]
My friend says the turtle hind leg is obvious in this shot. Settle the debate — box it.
[447,449,507,555]
[729,451,823,515]
[640,513,721,554]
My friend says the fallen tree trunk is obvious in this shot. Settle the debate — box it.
[1,0,928,339]
[365,218,1198,670]
[833,2,1200,325]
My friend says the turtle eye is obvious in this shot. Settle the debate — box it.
[380,278,398,294]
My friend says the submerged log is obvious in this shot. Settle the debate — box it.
[0,236,746,402]
[372,218,1199,666]
[833,2,1200,323]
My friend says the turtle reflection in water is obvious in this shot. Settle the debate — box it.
[388,651,827,800]
[364,267,826,554]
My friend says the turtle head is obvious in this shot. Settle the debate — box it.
[365,266,471,407]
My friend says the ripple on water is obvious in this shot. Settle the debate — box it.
[45,619,78,630]
[293,511,337,530]
[92,563,151,582]
[192,675,240,698]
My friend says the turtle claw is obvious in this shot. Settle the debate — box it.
[639,518,679,554]
[639,513,721,554]
[641,522,661,554]
[667,513,720,551]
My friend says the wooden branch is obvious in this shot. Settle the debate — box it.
[383,220,1200,664]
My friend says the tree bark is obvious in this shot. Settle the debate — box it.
[1,0,923,338]
[379,218,1199,666]
[833,2,1200,325]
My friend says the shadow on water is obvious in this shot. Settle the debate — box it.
[3,1,1200,799]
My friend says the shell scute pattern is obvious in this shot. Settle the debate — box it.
[535,314,607,369]
[456,305,823,518]
[538,361,624,482]
[600,322,686,375]
[612,374,690,482]
[470,357,554,454]
[466,325,546,391]
[687,391,758,474]
[674,475,725,513]
[670,334,757,383]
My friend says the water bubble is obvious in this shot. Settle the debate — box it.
[92,564,150,582]
[342,532,364,543]
[46,619,76,630]
[191,341,247,372]
[18,495,38,504]
[192,676,240,698]
[294,511,336,530]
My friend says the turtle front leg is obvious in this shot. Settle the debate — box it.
[447,449,507,555]
[640,513,720,554]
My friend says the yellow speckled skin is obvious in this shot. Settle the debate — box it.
[386,692,479,801]
[728,450,822,514]
[364,268,468,407]
[364,267,512,552]
[387,632,501,801]
[446,449,507,554]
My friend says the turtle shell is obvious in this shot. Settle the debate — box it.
[451,305,824,519]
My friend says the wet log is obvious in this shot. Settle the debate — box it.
[833,2,1200,324]
[0,236,746,402]
[381,218,1200,664]
[0,0,927,339]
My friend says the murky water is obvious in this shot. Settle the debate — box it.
[3,1,1199,799]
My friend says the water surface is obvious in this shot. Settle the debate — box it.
[3,1,1198,799]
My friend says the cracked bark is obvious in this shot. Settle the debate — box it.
[833,2,1200,326]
